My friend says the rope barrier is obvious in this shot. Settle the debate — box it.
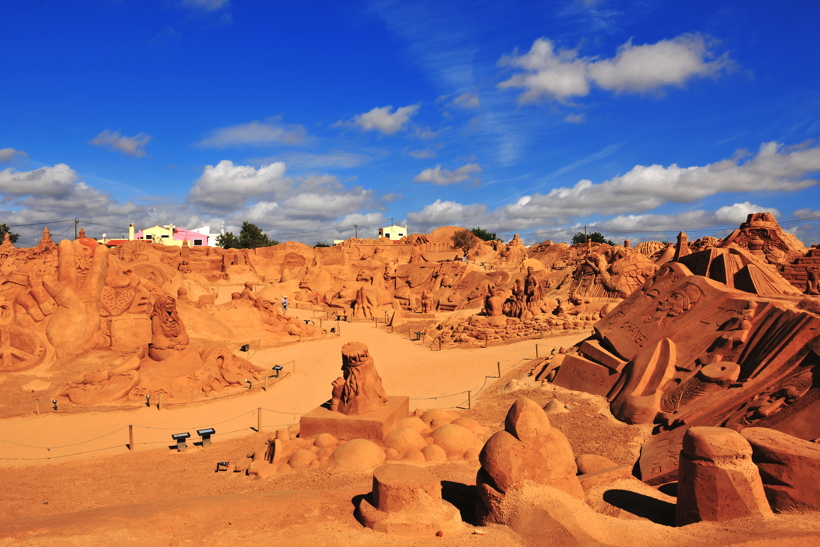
[0,426,128,449]
[133,410,255,431]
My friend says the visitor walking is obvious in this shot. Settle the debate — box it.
[281,295,289,313]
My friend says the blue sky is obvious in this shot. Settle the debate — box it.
[2,0,820,246]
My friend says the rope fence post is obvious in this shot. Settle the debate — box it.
[35,398,39,416]
[257,407,262,432]
[468,391,472,409]
[536,344,540,359]
[158,392,163,411]
[128,425,134,450]
[497,361,501,378]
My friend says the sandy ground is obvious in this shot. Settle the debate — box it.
[3,307,820,546]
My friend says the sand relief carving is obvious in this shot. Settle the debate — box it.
[330,342,388,415]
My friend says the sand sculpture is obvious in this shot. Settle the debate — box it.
[330,342,388,415]
[675,426,772,525]
[542,214,820,487]
[358,464,463,536]
[477,397,583,522]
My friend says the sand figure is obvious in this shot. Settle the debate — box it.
[148,295,189,361]
[240,281,257,301]
[43,239,109,358]
[483,288,504,317]
[330,342,388,415]
[421,290,433,313]
[353,285,374,318]
[807,267,820,295]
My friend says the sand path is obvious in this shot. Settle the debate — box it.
[0,306,589,467]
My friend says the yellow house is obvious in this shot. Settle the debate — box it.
[135,224,183,247]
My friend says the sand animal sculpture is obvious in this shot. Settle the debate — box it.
[331,342,388,415]
[547,215,820,486]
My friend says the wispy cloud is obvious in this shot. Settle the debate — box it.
[183,0,230,11]
[450,92,480,109]
[196,116,309,148]
[90,130,151,157]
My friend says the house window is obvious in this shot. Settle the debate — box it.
[145,234,152,240]
[193,240,203,246]
[161,235,169,239]
[398,233,404,237]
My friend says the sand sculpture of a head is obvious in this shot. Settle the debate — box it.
[330,342,388,415]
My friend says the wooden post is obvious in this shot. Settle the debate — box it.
[257,407,263,432]
[536,344,540,359]
[128,425,134,450]
[468,391,472,409]
[337,321,341,336]
[497,361,501,378]
[158,392,163,411]
[35,398,39,416]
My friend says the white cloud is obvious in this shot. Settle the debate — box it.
[414,163,481,185]
[593,203,781,235]
[90,130,151,157]
[564,113,586,123]
[188,160,290,211]
[0,148,28,163]
[349,104,420,135]
[502,141,820,220]
[406,199,489,233]
[499,33,731,103]
[451,92,480,109]
[196,117,308,148]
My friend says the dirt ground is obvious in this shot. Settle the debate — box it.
[1,308,820,546]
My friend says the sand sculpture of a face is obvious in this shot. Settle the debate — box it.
[330,342,388,415]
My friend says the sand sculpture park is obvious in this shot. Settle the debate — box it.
[3,214,820,545]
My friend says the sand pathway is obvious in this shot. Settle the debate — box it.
[0,306,589,467]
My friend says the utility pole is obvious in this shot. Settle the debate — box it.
[74,218,79,240]
[585,225,588,245]
[354,224,358,238]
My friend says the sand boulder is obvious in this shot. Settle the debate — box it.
[332,439,385,471]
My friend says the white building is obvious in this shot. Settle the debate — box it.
[378,224,408,241]
[190,226,216,247]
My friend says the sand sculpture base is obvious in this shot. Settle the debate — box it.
[359,464,463,537]
[300,396,409,442]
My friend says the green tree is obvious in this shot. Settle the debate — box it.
[238,222,278,249]
[571,231,615,246]
[215,231,241,249]
[0,224,19,244]
[314,241,331,247]
[451,228,480,256]
[470,226,498,241]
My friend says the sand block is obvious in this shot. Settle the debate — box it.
[742,427,820,512]
[359,464,463,536]
[300,396,409,442]
[578,339,627,372]
[552,354,619,396]
[676,427,772,526]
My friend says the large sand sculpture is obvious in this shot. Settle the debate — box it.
[4,212,820,544]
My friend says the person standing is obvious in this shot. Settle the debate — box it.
[281,295,289,313]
